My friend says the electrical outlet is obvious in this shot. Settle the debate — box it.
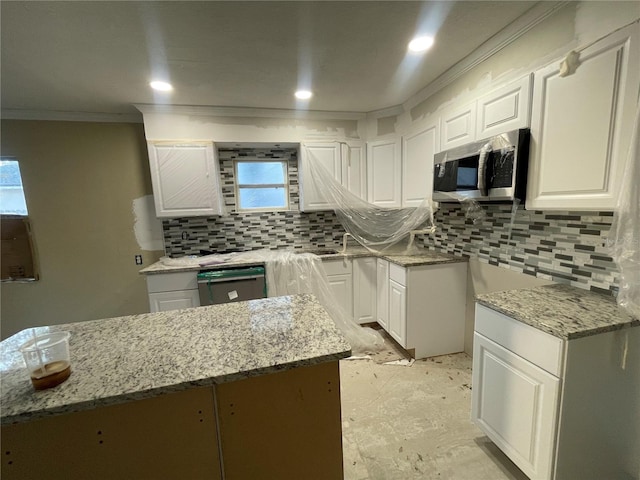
[135,254,143,265]
[181,231,189,240]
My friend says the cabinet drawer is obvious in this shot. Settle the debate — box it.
[322,258,352,276]
[389,263,406,286]
[475,304,564,377]
[147,272,198,294]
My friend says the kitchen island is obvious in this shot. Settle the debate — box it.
[0,294,351,479]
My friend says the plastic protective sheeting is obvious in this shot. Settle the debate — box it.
[305,142,435,253]
[159,250,385,354]
[608,102,640,320]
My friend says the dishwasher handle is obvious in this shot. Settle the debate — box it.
[197,274,263,284]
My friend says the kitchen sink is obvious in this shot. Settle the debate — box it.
[295,248,340,256]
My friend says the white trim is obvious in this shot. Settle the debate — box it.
[3,2,567,125]
[1,109,143,123]
[134,104,366,121]
[365,104,405,120]
[398,2,570,113]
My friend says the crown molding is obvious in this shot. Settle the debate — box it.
[403,1,570,111]
[1,109,143,123]
[365,1,570,117]
[365,104,405,120]
[3,2,568,125]
[134,104,367,121]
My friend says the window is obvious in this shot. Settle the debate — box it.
[1,158,38,281]
[234,160,289,211]
[0,159,28,215]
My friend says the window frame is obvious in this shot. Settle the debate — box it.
[233,159,290,212]
[0,157,39,282]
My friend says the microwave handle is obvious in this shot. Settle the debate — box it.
[477,144,492,196]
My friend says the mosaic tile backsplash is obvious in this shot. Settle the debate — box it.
[163,148,345,256]
[419,204,619,295]
[163,147,620,295]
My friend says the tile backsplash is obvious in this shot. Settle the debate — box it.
[420,203,619,295]
[163,147,620,295]
[162,147,345,256]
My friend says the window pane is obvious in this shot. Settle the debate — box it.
[237,162,285,185]
[238,187,287,209]
[0,160,28,215]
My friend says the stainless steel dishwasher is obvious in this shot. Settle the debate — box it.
[197,266,266,305]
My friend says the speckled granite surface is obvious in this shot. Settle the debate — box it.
[476,284,639,340]
[0,294,351,425]
[140,249,465,275]
[381,253,467,267]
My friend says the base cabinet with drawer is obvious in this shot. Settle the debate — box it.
[323,258,353,321]
[146,272,200,312]
[376,259,467,359]
[472,303,640,480]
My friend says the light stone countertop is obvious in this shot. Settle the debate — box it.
[0,294,351,425]
[476,283,639,340]
[139,248,467,275]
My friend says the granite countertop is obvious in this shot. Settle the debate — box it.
[0,294,351,425]
[140,248,466,275]
[476,283,639,340]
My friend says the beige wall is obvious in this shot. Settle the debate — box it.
[0,120,164,339]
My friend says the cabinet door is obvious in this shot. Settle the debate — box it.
[527,25,639,210]
[375,259,389,330]
[388,279,407,347]
[472,332,560,480]
[326,273,353,320]
[440,102,477,150]
[476,75,532,139]
[341,141,367,200]
[147,142,224,218]
[353,257,377,324]
[149,290,200,312]
[299,143,341,212]
[402,120,439,207]
[367,138,402,208]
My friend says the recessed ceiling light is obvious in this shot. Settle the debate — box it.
[408,36,434,53]
[295,90,313,100]
[150,81,173,92]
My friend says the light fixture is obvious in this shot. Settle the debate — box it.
[295,90,313,100]
[150,81,173,92]
[408,36,434,53]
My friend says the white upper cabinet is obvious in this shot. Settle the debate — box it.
[402,118,440,207]
[475,75,532,139]
[367,138,402,208]
[147,141,224,218]
[341,141,367,201]
[299,142,341,211]
[527,25,639,211]
[300,141,366,212]
[440,101,477,150]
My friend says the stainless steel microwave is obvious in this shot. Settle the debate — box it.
[432,128,530,202]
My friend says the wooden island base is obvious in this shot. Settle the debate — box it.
[2,361,344,480]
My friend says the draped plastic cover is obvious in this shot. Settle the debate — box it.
[608,102,640,320]
[305,143,436,253]
[161,250,384,354]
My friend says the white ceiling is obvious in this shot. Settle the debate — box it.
[1,1,549,119]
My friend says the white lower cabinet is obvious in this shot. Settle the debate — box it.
[472,332,559,480]
[323,258,353,321]
[375,259,389,330]
[472,303,640,480]
[353,257,377,324]
[376,259,467,359]
[388,279,406,346]
[146,272,200,312]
